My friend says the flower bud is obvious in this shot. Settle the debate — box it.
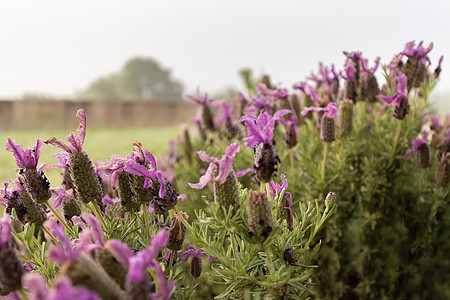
[320,115,335,142]
[416,143,431,168]
[68,151,103,204]
[290,94,301,120]
[393,97,410,120]
[95,248,127,289]
[247,191,275,241]
[0,238,25,292]
[285,124,297,149]
[338,99,354,138]
[344,79,358,102]
[129,173,152,205]
[190,256,202,278]
[254,142,279,184]
[196,122,207,143]
[150,177,179,215]
[404,58,426,90]
[183,126,193,162]
[4,192,27,224]
[361,74,380,102]
[213,168,240,213]
[436,154,450,187]
[19,190,47,227]
[277,194,293,231]
[62,253,123,300]
[19,168,51,203]
[167,212,188,251]
[62,196,81,220]
[117,171,138,212]
[202,105,215,131]
[261,74,274,90]
[283,246,297,265]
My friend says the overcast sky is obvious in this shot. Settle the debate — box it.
[0,0,449,108]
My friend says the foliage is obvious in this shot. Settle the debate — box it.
[77,57,184,101]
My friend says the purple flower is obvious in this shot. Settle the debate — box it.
[404,131,429,159]
[400,41,433,64]
[361,57,381,75]
[47,221,100,264]
[51,187,71,209]
[240,109,292,148]
[180,245,214,262]
[293,82,320,102]
[187,91,212,106]
[45,109,86,154]
[188,142,241,189]
[5,138,44,169]
[301,102,339,118]
[278,115,300,137]
[340,60,357,81]
[81,213,104,246]
[105,230,175,300]
[376,74,408,107]
[23,273,101,300]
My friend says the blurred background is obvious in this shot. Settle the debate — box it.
[0,0,449,182]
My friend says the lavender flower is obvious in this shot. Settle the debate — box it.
[434,55,444,78]
[6,138,51,203]
[268,174,293,231]
[293,82,320,102]
[400,41,433,90]
[302,102,339,142]
[404,131,431,168]
[279,115,300,149]
[45,109,103,204]
[180,245,213,278]
[360,57,381,102]
[105,230,175,300]
[247,190,275,241]
[400,41,433,64]
[376,74,410,120]
[187,91,218,131]
[240,109,292,183]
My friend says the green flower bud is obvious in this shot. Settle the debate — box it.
[62,195,81,220]
[416,144,431,169]
[320,115,335,142]
[436,154,450,187]
[19,168,51,203]
[338,99,354,138]
[213,168,240,213]
[247,191,275,241]
[62,253,124,300]
[20,190,47,227]
[68,151,103,204]
[129,172,152,205]
[95,248,127,289]
[117,171,138,212]
[202,105,215,131]
[167,212,188,251]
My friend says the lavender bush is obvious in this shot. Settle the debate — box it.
[0,40,448,299]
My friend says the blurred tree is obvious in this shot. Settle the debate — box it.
[78,57,184,101]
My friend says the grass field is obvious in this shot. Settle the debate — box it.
[0,126,181,187]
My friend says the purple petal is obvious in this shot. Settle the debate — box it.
[105,239,133,267]
[5,138,27,169]
[0,217,12,248]
[301,106,325,116]
[207,255,214,262]
[45,137,74,154]
[395,74,408,96]
[22,273,48,300]
[236,168,254,178]
[128,254,146,282]
[188,163,215,189]
[81,213,104,246]
[324,102,339,118]
[177,194,188,202]
[216,156,233,184]
[196,151,219,164]
[273,109,292,121]
[72,216,87,230]
[224,142,240,158]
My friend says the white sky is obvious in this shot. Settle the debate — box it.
[0,0,449,105]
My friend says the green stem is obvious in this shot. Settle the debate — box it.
[89,201,108,233]
[41,225,58,242]
[290,151,294,170]
[142,203,151,245]
[260,182,265,193]
[44,201,76,238]
[321,142,329,182]
[18,289,29,300]
[265,183,272,204]
[392,121,402,157]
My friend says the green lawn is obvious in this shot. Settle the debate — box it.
[0,126,181,187]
